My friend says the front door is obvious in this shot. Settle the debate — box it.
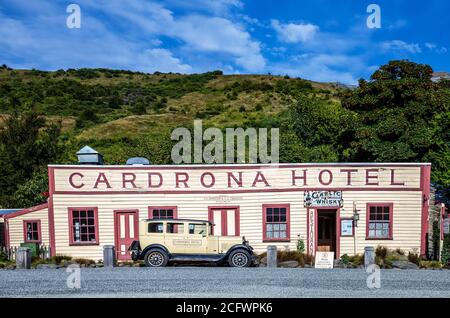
[317,209,337,256]
[208,207,240,236]
[114,210,139,260]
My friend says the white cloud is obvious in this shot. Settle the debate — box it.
[137,49,192,73]
[270,19,319,44]
[381,40,422,54]
[425,42,447,54]
[77,0,265,72]
[268,53,364,84]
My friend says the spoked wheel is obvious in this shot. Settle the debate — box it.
[144,249,168,267]
[228,249,251,267]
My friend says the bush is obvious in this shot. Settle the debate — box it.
[51,255,72,264]
[73,258,96,266]
[408,252,420,265]
[375,246,388,260]
[0,250,7,262]
[296,236,305,254]
[419,260,443,269]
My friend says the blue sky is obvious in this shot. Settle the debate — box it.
[0,0,448,84]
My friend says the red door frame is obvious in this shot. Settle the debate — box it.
[314,207,340,259]
[113,210,139,260]
[208,206,240,236]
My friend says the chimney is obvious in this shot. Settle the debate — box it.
[76,146,104,165]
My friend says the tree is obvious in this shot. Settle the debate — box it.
[0,111,61,207]
[340,60,448,162]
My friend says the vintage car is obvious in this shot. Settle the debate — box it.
[129,219,255,267]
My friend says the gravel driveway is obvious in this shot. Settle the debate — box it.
[0,267,449,298]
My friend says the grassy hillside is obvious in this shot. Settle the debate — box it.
[0,66,342,164]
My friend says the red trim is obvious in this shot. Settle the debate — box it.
[49,163,431,170]
[23,220,42,243]
[3,203,48,219]
[68,207,99,246]
[113,210,139,261]
[208,206,240,236]
[441,204,445,241]
[314,208,340,259]
[420,166,431,256]
[147,206,178,219]
[306,208,310,255]
[262,204,290,242]
[365,203,394,240]
[53,187,422,196]
[48,167,56,256]
[4,219,10,248]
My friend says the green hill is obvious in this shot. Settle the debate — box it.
[0,66,342,164]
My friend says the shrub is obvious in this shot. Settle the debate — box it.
[419,260,443,269]
[375,246,388,260]
[408,252,420,265]
[73,258,96,265]
[0,250,7,262]
[395,248,405,256]
[340,254,351,265]
[51,255,72,264]
[296,236,305,253]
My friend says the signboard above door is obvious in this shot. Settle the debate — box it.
[304,190,343,208]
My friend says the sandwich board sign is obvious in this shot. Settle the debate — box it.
[314,252,334,269]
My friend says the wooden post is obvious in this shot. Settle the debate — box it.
[16,247,32,269]
[267,245,277,268]
[103,245,116,268]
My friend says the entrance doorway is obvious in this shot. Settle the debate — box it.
[208,206,240,236]
[317,209,338,258]
[114,210,139,260]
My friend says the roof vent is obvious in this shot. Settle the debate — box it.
[76,146,104,165]
[126,157,150,165]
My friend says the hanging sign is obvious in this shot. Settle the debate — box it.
[304,190,343,207]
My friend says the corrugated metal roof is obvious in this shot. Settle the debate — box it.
[0,209,21,216]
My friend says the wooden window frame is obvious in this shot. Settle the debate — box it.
[365,203,393,240]
[68,207,99,246]
[23,220,42,243]
[147,206,178,219]
[262,204,290,242]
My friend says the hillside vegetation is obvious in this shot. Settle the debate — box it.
[0,60,449,207]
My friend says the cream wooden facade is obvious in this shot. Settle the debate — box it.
[4,163,431,261]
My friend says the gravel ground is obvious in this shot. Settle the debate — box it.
[0,267,450,298]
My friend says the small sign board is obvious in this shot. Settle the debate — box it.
[341,219,354,236]
[304,191,343,208]
[314,252,335,269]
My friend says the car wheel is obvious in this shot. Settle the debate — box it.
[144,249,168,267]
[228,249,251,267]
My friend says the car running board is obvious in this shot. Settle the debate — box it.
[169,254,226,262]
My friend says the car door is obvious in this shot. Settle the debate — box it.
[164,221,187,254]
[186,222,208,254]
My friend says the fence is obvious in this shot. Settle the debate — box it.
[1,245,51,261]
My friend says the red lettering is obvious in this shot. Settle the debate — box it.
[93,172,112,189]
[340,169,358,185]
[251,171,270,187]
[69,172,84,189]
[318,169,333,186]
[365,169,379,185]
[175,172,189,188]
[200,172,215,188]
[292,169,307,186]
[148,172,163,188]
[122,173,137,188]
[390,169,405,186]
[227,172,243,188]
